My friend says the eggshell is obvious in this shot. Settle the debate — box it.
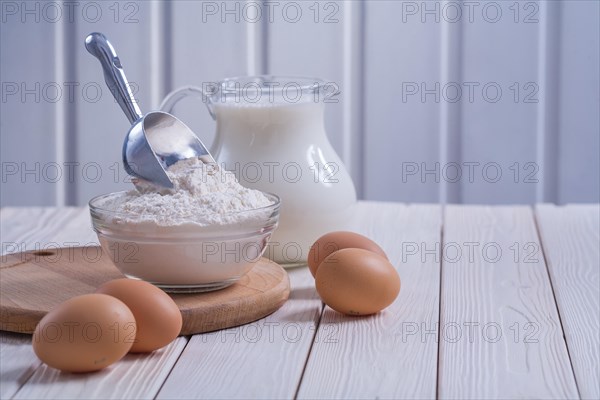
[96,279,182,353]
[315,248,400,315]
[308,231,388,277]
[32,294,136,372]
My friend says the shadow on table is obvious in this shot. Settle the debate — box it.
[288,287,317,301]
[320,307,374,325]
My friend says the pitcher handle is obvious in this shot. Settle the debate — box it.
[159,86,216,120]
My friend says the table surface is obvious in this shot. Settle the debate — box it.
[1,203,599,400]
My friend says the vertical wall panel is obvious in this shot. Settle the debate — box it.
[1,7,58,206]
[167,0,248,154]
[459,0,540,204]
[364,0,442,202]
[73,1,155,204]
[557,1,600,204]
[439,1,463,203]
[1,0,598,206]
[342,1,365,197]
[535,1,560,204]
[267,1,346,168]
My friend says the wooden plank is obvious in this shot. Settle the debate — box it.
[297,203,441,399]
[439,205,579,399]
[13,338,187,400]
[1,208,95,253]
[0,332,40,400]
[157,263,321,399]
[535,204,600,399]
[1,208,71,399]
[0,208,189,399]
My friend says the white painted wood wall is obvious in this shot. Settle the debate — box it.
[1,0,598,206]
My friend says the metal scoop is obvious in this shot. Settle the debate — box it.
[84,32,215,188]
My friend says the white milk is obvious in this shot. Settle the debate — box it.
[211,101,357,265]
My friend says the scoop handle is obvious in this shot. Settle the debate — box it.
[85,32,143,124]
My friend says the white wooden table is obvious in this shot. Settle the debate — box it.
[1,203,598,400]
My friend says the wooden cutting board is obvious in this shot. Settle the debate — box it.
[0,247,290,335]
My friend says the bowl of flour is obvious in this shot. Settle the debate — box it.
[89,158,280,292]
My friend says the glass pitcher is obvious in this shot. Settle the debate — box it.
[160,76,357,266]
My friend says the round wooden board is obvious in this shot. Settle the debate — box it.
[0,247,290,335]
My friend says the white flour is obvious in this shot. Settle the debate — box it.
[97,158,273,226]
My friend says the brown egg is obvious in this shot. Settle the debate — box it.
[315,248,400,316]
[308,231,388,277]
[96,279,182,353]
[32,294,136,372]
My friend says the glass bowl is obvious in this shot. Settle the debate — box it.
[89,191,280,293]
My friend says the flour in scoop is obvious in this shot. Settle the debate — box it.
[97,158,273,226]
